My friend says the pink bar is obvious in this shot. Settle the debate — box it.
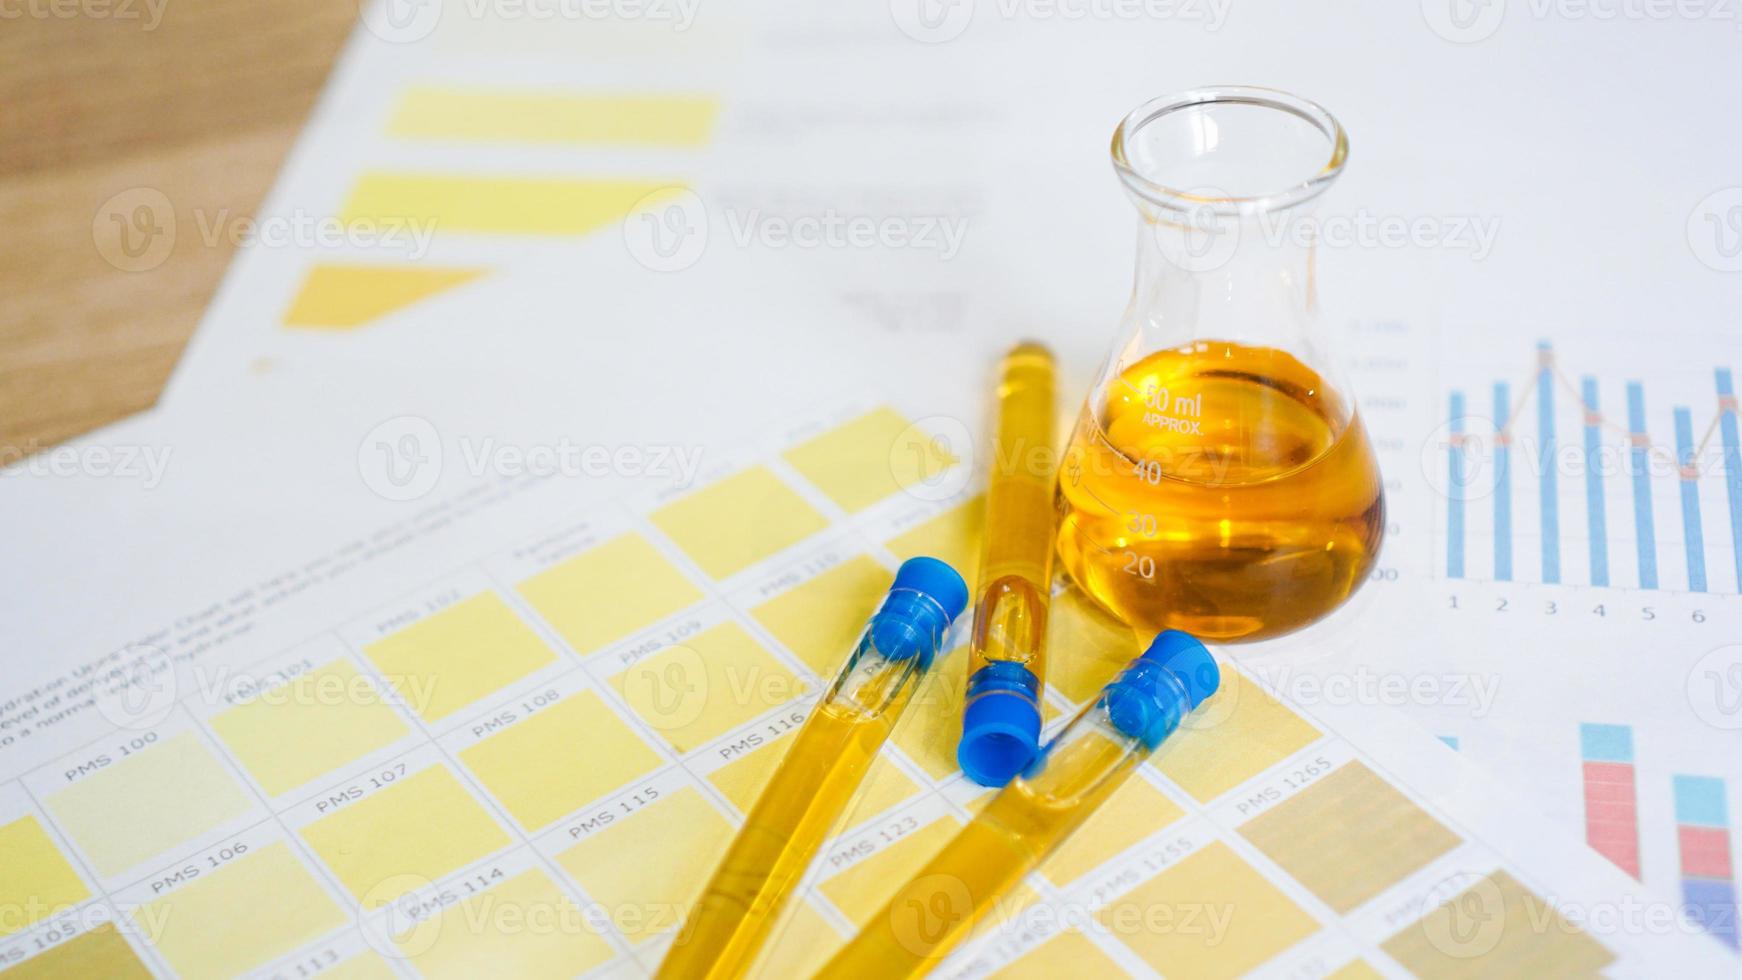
[1678,826,1735,880]
[1584,762,1641,879]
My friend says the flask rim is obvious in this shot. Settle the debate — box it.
[1111,85,1348,217]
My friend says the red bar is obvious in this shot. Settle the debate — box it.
[1678,826,1735,880]
[1583,762,1641,879]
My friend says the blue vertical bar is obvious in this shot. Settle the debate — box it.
[1537,342,1561,583]
[1676,407,1708,593]
[1493,382,1513,581]
[1581,377,1610,587]
[1448,391,1466,579]
[1718,369,1741,593]
[1627,383,1658,589]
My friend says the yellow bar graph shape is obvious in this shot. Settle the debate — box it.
[389,88,718,147]
[342,173,681,237]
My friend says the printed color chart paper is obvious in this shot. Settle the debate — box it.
[0,406,1728,979]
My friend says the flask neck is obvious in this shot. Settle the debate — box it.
[1126,205,1322,353]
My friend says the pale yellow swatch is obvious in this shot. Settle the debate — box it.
[746,900,845,980]
[141,843,345,980]
[782,407,956,513]
[558,787,733,943]
[990,930,1123,979]
[750,555,890,676]
[283,263,484,329]
[708,730,919,831]
[397,868,613,980]
[1097,842,1318,979]
[460,690,664,830]
[1240,761,1461,913]
[301,765,510,907]
[1150,669,1321,803]
[363,592,557,722]
[210,659,410,797]
[1041,777,1184,885]
[343,173,679,236]
[889,656,968,780]
[1382,869,1614,978]
[884,496,984,586]
[0,816,89,938]
[610,622,799,754]
[0,923,150,980]
[819,816,961,927]
[390,88,718,146]
[47,733,253,877]
[651,466,829,579]
[517,533,702,654]
[1045,583,1144,704]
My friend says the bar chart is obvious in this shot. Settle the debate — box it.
[1441,340,1742,593]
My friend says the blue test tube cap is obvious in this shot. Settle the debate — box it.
[1105,630,1219,750]
[958,661,1042,787]
[868,557,969,664]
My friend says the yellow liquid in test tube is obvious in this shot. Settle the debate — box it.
[1056,342,1385,641]
[959,342,1058,786]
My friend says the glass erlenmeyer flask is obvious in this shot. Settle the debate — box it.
[1056,87,1385,643]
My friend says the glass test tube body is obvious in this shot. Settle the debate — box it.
[657,578,959,980]
[818,639,1206,978]
[960,343,1059,784]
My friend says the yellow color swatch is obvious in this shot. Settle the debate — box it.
[398,868,612,979]
[459,690,664,830]
[1046,584,1144,704]
[1383,870,1614,977]
[363,592,557,722]
[708,730,919,830]
[301,765,510,907]
[517,533,703,655]
[610,622,799,754]
[890,656,969,780]
[558,787,733,943]
[1326,960,1386,980]
[1097,842,1318,980]
[651,466,829,579]
[283,263,485,330]
[342,173,678,237]
[0,923,150,980]
[884,496,984,586]
[141,843,345,980]
[990,930,1124,979]
[747,900,845,980]
[210,659,411,797]
[0,816,89,937]
[819,816,961,927]
[1150,669,1320,803]
[783,408,956,513]
[1239,761,1462,913]
[750,556,890,676]
[1041,777,1183,885]
[47,733,253,877]
[389,87,718,147]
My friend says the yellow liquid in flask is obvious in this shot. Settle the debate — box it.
[1056,342,1385,642]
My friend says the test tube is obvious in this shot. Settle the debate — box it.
[815,631,1219,979]
[656,557,968,980]
[959,342,1059,786]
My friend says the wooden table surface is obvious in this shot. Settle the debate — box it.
[0,0,356,457]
